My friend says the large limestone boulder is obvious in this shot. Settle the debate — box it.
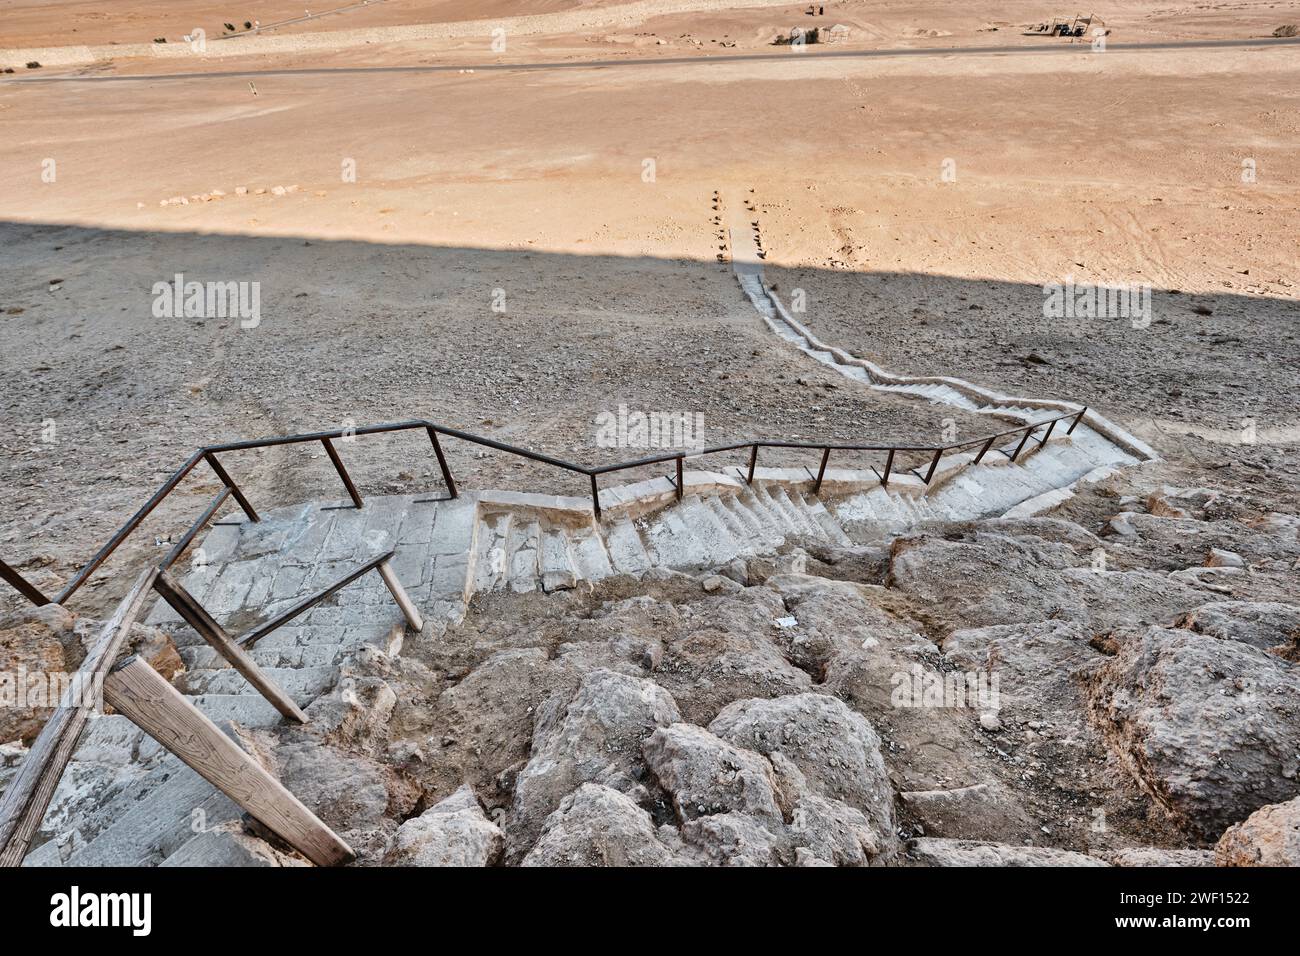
[1174,601,1300,659]
[383,784,503,867]
[642,723,783,824]
[1087,627,1300,838]
[676,812,785,866]
[943,620,1105,729]
[887,529,1206,632]
[75,618,183,683]
[1106,847,1215,866]
[1215,795,1300,866]
[274,741,418,862]
[0,603,76,745]
[899,782,1036,844]
[522,784,681,866]
[639,587,815,725]
[507,669,680,857]
[786,790,883,867]
[708,693,895,846]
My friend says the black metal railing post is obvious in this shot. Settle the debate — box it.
[881,448,895,487]
[0,560,50,607]
[320,438,364,509]
[1067,406,1088,434]
[160,487,232,571]
[204,451,260,523]
[746,445,758,484]
[1008,427,1036,462]
[589,474,602,520]
[425,426,458,499]
[814,447,830,493]
[922,448,944,485]
[675,456,684,501]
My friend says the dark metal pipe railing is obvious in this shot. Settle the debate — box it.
[203,451,259,523]
[321,437,364,509]
[50,449,207,605]
[160,486,232,571]
[0,406,1088,608]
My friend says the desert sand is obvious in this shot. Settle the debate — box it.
[0,0,1297,872]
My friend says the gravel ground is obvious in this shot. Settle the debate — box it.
[0,221,988,617]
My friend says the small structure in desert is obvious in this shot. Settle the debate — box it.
[775,23,851,45]
[1023,13,1108,38]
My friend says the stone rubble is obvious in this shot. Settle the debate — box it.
[6,459,1298,867]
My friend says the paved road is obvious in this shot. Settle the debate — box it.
[5,36,1297,85]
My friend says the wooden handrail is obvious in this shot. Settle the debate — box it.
[0,566,159,867]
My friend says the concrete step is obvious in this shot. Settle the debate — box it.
[755,483,802,533]
[604,517,653,575]
[702,495,758,556]
[770,485,824,538]
[569,525,614,581]
[162,826,303,867]
[472,512,513,593]
[185,693,300,728]
[539,528,579,592]
[24,758,240,867]
[506,519,540,593]
[724,492,785,549]
[797,490,854,545]
[750,484,800,534]
[643,507,710,568]
[182,641,359,671]
[678,495,740,565]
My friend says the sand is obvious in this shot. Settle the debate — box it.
[0,0,1296,614]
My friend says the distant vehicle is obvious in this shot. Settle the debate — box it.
[1023,13,1108,38]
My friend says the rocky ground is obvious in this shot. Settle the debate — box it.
[362,468,1297,865]
[9,459,1293,866]
[2,1,1297,867]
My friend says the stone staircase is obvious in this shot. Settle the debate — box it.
[20,431,1133,868]
[473,481,852,595]
[10,197,1165,867]
[18,388,1145,868]
[467,416,1133,596]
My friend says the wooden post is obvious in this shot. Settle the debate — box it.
[154,570,307,723]
[0,566,158,867]
[103,657,354,867]
[377,560,423,632]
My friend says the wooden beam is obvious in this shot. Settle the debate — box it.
[377,559,424,632]
[153,570,306,723]
[102,656,354,867]
[0,566,158,867]
[0,559,52,607]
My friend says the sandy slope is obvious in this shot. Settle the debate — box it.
[0,1,1296,615]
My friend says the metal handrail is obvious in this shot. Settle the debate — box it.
[0,406,1087,607]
